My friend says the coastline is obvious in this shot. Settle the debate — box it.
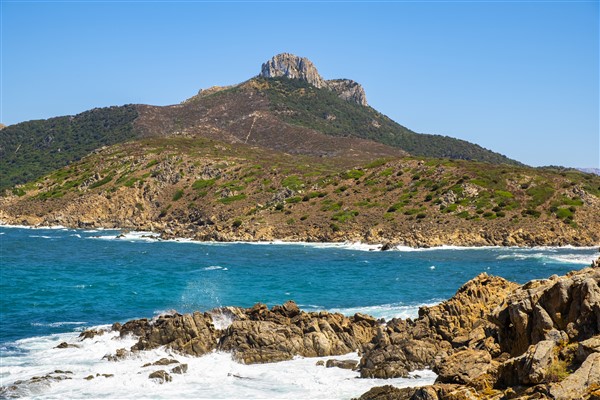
[2,221,599,252]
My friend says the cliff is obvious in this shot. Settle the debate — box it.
[259,53,368,106]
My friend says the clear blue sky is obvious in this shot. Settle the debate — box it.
[2,1,598,168]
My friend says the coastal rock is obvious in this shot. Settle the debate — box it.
[120,312,218,357]
[419,273,518,344]
[434,349,493,385]
[491,266,600,356]
[498,340,558,386]
[170,363,188,374]
[148,370,172,384]
[326,359,358,370]
[218,302,378,363]
[549,352,600,400]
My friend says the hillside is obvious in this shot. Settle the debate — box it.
[2,136,599,246]
[1,54,521,192]
[0,106,138,191]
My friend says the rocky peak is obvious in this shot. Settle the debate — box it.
[260,53,326,88]
[260,53,368,106]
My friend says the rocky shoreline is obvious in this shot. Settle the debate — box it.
[3,257,598,399]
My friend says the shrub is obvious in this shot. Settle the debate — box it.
[219,194,246,204]
[232,219,242,228]
[172,189,184,201]
[192,178,215,190]
[342,169,365,180]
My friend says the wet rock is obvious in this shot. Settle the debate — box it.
[78,328,107,340]
[123,312,218,357]
[141,358,180,367]
[55,342,80,349]
[103,348,129,362]
[148,370,172,384]
[218,302,378,364]
[325,359,358,370]
[170,364,188,374]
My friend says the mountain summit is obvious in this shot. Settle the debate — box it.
[260,53,368,106]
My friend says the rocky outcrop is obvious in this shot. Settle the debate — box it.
[261,53,326,88]
[260,53,368,106]
[357,257,600,400]
[118,311,218,357]
[218,301,378,363]
[109,300,379,365]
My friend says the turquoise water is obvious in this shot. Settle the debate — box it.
[0,226,598,399]
[1,226,597,344]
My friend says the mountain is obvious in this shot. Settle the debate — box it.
[578,168,600,176]
[0,53,520,192]
[2,54,598,247]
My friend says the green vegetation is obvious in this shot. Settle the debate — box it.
[219,194,247,204]
[331,210,359,223]
[192,178,216,190]
[172,189,184,201]
[0,105,138,192]
[263,77,521,166]
[282,175,304,191]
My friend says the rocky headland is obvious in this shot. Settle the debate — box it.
[4,257,598,399]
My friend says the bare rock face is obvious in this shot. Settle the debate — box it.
[260,53,326,88]
[420,273,518,344]
[326,79,368,107]
[259,53,368,106]
[218,301,378,364]
[491,266,600,356]
[119,311,218,357]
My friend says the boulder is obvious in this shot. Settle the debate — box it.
[121,312,218,357]
[434,349,493,385]
[325,359,358,370]
[148,370,172,384]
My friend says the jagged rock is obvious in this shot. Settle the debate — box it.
[78,328,107,340]
[578,335,600,361]
[148,370,172,384]
[325,359,358,370]
[121,311,218,357]
[260,53,326,88]
[259,53,368,106]
[434,349,493,385]
[141,358,180,367]
[103,348,130,362]
[55,342,79,349]
[549,352,600,399]
[170,363,188,374]
[491,266,600,356]
[499,340,558,386]
[420,273,518,344]
[218,301,377,364]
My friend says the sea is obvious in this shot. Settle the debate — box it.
[0,225,598,399]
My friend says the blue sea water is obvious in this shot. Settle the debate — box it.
[0,225,598,399]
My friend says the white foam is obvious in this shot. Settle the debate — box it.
[1,330,437,399]
[30,321,87,328]
[496,252,597,265]
[203,266,225,271]
[323,301,441,321]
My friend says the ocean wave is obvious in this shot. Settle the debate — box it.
[496,252,597,265]
[1,329,436,399]
[30,321,87,328]
[203,265,228,271]
[301,301,442,321]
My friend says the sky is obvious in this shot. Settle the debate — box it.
[1,1,598,168]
